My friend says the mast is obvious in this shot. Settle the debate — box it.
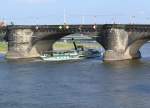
[72,38,77,50]
[64,8,66,25]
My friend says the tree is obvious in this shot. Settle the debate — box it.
[0,21,5,28]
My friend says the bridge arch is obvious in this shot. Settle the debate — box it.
[125,38,150,59]
[30,32,104,56]
[30,32,72,55]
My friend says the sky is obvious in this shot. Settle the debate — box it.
[1,0,150,24]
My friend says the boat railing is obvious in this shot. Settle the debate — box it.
[41,50,78,57]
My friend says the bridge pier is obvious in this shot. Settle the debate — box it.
[6,29,55,59]
[102,28,142,61]
[6,29,35,59]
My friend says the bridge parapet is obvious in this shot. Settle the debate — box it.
[5,24,150,34]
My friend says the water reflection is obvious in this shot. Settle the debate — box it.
[103,59,147,70]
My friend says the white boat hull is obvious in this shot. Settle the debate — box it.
[41,56,83,61]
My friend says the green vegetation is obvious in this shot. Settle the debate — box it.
[0,41,101,54]
[0,32,7,53]
[53,41,101,51]
[0,42,7,53]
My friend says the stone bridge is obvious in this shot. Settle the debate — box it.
[3,24,150,61]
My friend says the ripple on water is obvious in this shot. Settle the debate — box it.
[0,44,149,108]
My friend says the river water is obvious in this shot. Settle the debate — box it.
[0,44,150,108]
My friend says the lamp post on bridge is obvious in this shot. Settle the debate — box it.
[93,16,97,30]
[111,16,116,24]
[93,16,97,24]
[81,15,85,25]
[64,8,67,25]
[146,17,150,24]
[130,16,135,24]
[63,8,70,29]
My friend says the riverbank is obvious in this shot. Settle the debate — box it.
[0,42,7,54]
[0,41,102,55]
[53,41,101,50]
